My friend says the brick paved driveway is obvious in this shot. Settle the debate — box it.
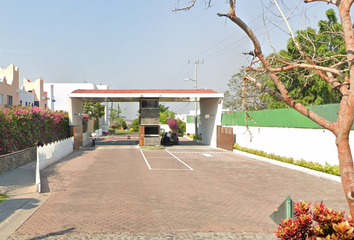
[10,136,348,239]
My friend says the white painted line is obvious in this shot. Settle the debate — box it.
[202,154,213,157]
[150,169,192,171]
[170,151,232,154]
[140,149,151,170]
[165,149,194,171]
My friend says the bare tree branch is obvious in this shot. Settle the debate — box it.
[247,63,347,81]
[304,0,339,5]
[172,0,197,12]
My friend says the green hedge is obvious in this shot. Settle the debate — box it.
[234,144,340,176]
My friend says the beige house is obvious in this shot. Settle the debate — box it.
[22,78,48,108]
[0,64,20,109]
[0,64,49,109]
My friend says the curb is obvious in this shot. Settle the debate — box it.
[233,149,341,183]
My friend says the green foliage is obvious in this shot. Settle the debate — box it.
[276,201,353,239]
[0,106,69,155]
[82,114,89,133]
[108,103,126,128]
[233,144,340,176]
[231,9,345,110]
[83,102,105,130]
[159,104,176,124]
[177,119,186,136]
[190,134,202,140]
[131,118,140,132]
[224,68,269,111]
[0,194,9,204]
[121,119,127,130]
[263,9,344,108]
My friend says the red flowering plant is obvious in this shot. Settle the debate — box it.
[0,105,69,155]
[167,118,178,133]
[82,113,89,133]
[276,201,354,240]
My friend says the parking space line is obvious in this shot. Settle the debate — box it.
[169,152,232,154]
[140,149,194,171]
[165,149,194,171]
[140,149,151,170]
[150,169,192,171]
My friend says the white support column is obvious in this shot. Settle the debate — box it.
[68,97,83,126]
[199,98,223,147]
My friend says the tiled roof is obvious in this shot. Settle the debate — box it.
[71,89,219,94]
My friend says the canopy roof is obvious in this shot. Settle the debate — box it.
[69,89,224,102]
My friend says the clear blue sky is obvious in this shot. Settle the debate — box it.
[1,1,334,119]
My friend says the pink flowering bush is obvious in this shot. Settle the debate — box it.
[82,113,89,133]
[0,105,69,155]
[167,118,178,133]
[276,201,354,240]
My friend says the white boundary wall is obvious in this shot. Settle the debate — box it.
[231,126,345,166]
[36,137,74,192]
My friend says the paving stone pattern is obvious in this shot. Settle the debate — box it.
[8,140,348,240]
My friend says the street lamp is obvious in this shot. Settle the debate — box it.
[184,78,198,141]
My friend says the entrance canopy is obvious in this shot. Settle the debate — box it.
[68,89,224,147]
[69,89,223,102]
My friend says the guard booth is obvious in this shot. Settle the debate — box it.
[139,98,160,146]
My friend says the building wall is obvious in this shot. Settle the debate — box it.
[22,78,47,108]
[0,64,20,108]
[44,82,98,112]
[43,84,54,110]
[19,87,34,107]
[232,126,340,166]
[199,98,223,147]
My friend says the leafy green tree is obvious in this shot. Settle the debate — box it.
[159,104,176,124]
[131,118,140,132]
[212,1,354,215]
[177,119,186,136]
[83,102,105,130]
[108,103,126,128]
[259,9,344,108]
[224,67,268,111]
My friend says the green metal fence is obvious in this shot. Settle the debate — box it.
[221,103,344,129]
[187,115,201,124]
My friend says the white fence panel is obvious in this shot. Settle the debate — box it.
[232,126,342,166]
[36,137,74,192]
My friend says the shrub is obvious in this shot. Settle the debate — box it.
[167,118,178,133]
[0,106,69,155]
[177,119,186,135]
[276,201,353,240]
[191,134,202,140]
[82,114,89,133]
[233,144,340,176]
[110,124,118,129]
[131,118,139,132]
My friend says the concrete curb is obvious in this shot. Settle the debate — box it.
[0,193,51,240]
[233,149,341,183]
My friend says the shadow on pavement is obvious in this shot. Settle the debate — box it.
[0,198,40,223]
[27,227,75,240]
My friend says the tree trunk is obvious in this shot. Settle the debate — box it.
[336,131,354,216]
[219,0,354,216]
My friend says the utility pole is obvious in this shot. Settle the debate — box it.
[117,104,120,118]
[188,60,204,141]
